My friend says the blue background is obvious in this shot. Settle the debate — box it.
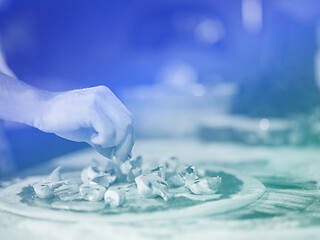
[1,0,320,173]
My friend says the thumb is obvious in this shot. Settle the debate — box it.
[115,126,134,162]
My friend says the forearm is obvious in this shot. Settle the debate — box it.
[0,71,51,126]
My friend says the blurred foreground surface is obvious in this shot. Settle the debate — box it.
[1,138,320,240]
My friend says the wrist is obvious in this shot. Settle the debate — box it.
[27,89,55,129]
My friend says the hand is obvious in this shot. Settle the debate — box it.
[34,86,134,161]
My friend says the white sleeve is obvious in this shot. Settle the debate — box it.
[0,40,16,78]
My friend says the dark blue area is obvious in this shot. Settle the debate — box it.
[0,0,242,91]
[5,127,87,170]
[0,0,318,117]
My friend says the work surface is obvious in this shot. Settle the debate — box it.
[1,139,320,240]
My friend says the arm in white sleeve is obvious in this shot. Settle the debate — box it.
[0,45,134,161]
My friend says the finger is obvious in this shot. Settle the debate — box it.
[90,114,116,148]
[115,125,135,162]
[105,89,132,117]
[55,127,95,143]
[90,144,115,159]
[107,111,127,145]
[96,90,133,141]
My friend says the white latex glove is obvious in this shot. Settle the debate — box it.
[34,86,134,161]
[0,67,134,160]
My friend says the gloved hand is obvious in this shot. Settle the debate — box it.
[34,86,134,161]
